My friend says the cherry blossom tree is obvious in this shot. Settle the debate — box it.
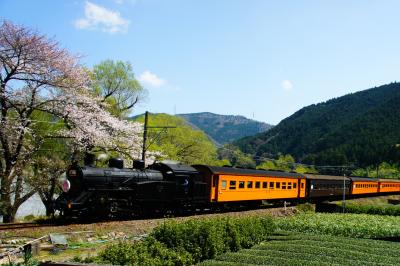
[0,21,145,222]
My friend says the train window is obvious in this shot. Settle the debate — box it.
[229,181,236,190]
[269,182,274,189]
[255,181,260,189]
[239,181,245,188]
[221,180,227,190]
[288,182,292,189]
[263,182,267,188]
[301,183,304,189]
[276,182,281,189]
[247,181,253,189]
[293,182,297,189]
[282,182,287,189]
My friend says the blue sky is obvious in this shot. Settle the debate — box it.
[1,0,400,124]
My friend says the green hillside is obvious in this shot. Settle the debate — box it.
[234,82,400,167]
[179,112,273,145]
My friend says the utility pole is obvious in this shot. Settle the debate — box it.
[342,172,346,213]
[141,111,176,166]
[142,111,149,163]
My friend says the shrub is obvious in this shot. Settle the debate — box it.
[151,216,275,262]
[97,237,193,266]
[96,215,275,265]
[296,203,315,213]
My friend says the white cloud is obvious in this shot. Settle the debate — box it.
[281,80,293,91]
[138,71,166,87]
[114,0,137,4]
[74,1,130,33]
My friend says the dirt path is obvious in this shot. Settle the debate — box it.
[1,206,296,239]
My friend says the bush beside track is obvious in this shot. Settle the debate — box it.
[75,216,275,265]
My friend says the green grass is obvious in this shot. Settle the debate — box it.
[200,232,400,266]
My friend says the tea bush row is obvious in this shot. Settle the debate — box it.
[252,242,400,265]
[275,213,400,238]
[202,232,400,266]
[342,203,400,216]
[258,238,399,257]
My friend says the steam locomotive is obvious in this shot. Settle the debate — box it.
[55,157,400,219]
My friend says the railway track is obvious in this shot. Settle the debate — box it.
[0,222,53,231]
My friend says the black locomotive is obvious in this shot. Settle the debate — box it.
[55,158,209,218]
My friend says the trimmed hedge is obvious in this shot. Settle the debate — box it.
[342,203,400,216]
[275,213,400,238]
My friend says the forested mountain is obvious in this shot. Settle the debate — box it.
[234,82,400,167]
[178,112,273,145]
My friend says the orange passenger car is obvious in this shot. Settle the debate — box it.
[379,179,400,193]
[349,177,379,194]
[193,165,305,203]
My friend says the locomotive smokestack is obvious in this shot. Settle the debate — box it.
[84,153,96,167]
[109,158,124,169]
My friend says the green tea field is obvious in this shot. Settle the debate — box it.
[200,232,400,266]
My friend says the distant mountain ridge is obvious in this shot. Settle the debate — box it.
[178,112,273,145]
[233,82,400,166]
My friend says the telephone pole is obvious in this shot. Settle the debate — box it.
[141,111,176,166]
[142,111,149,162]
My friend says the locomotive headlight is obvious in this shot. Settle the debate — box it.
[62,180,71,193]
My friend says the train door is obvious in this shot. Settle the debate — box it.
[210,175,219,202]
[298,179,306,198]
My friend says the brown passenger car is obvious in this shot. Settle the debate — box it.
[304,174,351,199]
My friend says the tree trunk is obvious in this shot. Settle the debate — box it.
[44,201,54,217]
[0,178,13,222]
[3,205,17,223]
